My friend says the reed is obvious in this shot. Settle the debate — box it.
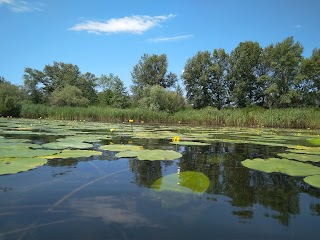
[20,104,320,129]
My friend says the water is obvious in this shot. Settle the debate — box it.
[1,136,320,240]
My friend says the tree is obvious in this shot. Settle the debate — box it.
[211,49,230,109]
[297,48,320,106]
[229,41,263,107]
[260,37,303,108]
[138,85,185,113]
[23,62,98,104]
[97,74,129,108]
[131,53,177,99]
[0,77,23,116]
[23,68,45,104]
[49,85,89,107]
[182,51,214,109]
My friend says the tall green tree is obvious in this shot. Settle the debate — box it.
[260,37,303,108]
[131,53,177,99]
[298,48,320,106]
[23,68,45,104]
[0,77,23,116]
[182,51,213,109]
[23,62,98,105]
[211,49,230,109]
[98,74,129,108]
[229,41,263,107]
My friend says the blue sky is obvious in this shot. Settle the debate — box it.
[1,0,319,88]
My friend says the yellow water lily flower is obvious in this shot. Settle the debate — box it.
[172,136,180,142]
[129,119,134,123]
[110,128,115,133]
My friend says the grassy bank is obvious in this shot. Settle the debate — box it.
[20,104,320,129]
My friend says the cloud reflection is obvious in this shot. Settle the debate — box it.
[70,196,160,228]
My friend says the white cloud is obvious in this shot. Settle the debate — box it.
[0,0,42,12]
[0,0,14,4]
[149,34,193,42]
[70,14,175,34]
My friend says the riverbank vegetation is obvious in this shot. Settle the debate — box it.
[1,36,319,128]
[19,104,319,129]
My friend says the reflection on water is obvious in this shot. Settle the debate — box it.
[0,139,320,239]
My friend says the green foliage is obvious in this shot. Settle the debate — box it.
[23,62,98,105]
[0,77,23,116]
[98,74,129,108]
[49,85,90,107]
[182,50,230,109]
[19,104,320,128]
[131,54,177,102]
[138,85,185,113]
[260,37,303,108]
[298,48,320,107]
[229,41,263,107]
[182,51,213,109]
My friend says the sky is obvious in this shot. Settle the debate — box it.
[1,0,320,88]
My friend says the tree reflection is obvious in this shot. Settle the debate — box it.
[174,142,302,226]
[129,159,164,188]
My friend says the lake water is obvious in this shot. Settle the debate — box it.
[0,119,320,239]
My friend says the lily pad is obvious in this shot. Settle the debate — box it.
[169,141,210,146]
[241,158,320,176]
[278,153,320,162]
[115,149,182,161]
[0,157,47,175]
[40,149,102,159]
[304,175,320,188]
[100,144,143,152]
[286,148,320,155]
[42,141,93,150]
[152,171,209,194]
[309,138,320,146]
[0,142,60,158]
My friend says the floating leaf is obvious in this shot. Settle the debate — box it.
[40,149,102,159]
[278,153,320,162]
[0,157,47,175]
[100,144,143,152]
[0,142,59,158]
[286,148,320,155]
[169,141,210,146]
[58,135,111,143]
[308,138,320,146]
[152,171,209,194]
[304,175,320,189]
[241,158,320,176]
[43,141,92,150]
[115,149,182,161]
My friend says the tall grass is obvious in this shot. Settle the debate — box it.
[20,104,320,129]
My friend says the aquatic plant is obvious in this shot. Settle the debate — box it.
[152,171,210,194]
[241,158,320,176]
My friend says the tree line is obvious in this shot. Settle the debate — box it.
[0,36,319,117]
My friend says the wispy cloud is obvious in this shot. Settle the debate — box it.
[294,24,303,30]
[0,0,42,12]
[0,0,14,4]
[149,34,193,42]
[69,14,175,34]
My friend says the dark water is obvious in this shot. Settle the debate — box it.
[1,140,320,240]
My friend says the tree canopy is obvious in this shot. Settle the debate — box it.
[1,36,319,117]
